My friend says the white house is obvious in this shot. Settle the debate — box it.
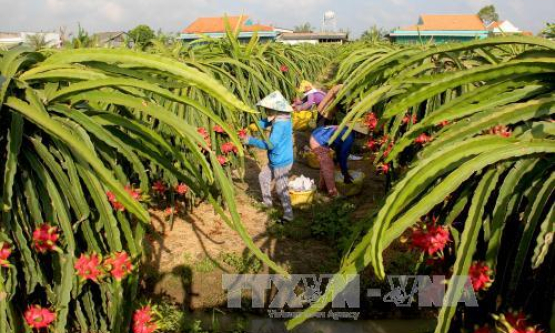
[276,32,348,45]
[0,32,62,48]
[486,20,521,34]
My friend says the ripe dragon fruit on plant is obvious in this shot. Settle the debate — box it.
[74,253,103,282]
[0,242,12,267]
[213,125,225,133]
[238,128,248,139]
[133,306,158,333]
[221,142,238,155]
[402,113,417,125]
[488,125,512,138]
[104,251,133,281]
[32,224,60,253]
[197,127,212,150]
[414,133,432,145]
[469,261,494,292]
[174,183,189,195]
[366,138,378,151]
[24,305,56,329]
[377,163,390,174]
[410,220,451,256]
[152,180,167,195]
[493,310,546,333]
[217,155,227,165]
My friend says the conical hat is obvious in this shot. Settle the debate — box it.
[256,91,293,113]
[297,80,313,93]
[350,120,369,135]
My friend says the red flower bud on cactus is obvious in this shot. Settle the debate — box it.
[438,120,450,127]
[469,261,494,292]
[104,251,133,281]
[24,305,56,329]
[174,183,189,195]
[280,64,289,73]
[152,180,166,194]
[0,243,12,268]
[74,253,103,282]
[32,224,60,253]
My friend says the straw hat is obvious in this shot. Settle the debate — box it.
[297,80,313,93]
[256,91,293,113]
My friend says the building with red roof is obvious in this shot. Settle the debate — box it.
[180,15,278,42]
[389,14,488,44]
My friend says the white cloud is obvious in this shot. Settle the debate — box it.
[464,0,490,11]
[102,1,124,23]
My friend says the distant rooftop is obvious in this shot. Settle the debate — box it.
[278,32,348,41]
[400,14,486,31]
[183,16,274,34]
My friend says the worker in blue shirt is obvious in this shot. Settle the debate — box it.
[244,91,294,222]
[309,122,368,197]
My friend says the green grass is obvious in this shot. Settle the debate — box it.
[191,256,217,273]
[219,252,262,273]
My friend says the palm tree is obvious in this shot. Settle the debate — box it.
[542,22,555,39]
[25,33,49,50]
[294,22,314,33]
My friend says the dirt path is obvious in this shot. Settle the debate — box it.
[141,131,386,310]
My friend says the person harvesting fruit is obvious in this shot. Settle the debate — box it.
[293,80,326,111]
[309,122,368,197]
[243,91,294,223]
[316,83,344,126]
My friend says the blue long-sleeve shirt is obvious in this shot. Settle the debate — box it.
[247,117,294,168]
[311,126,354,175]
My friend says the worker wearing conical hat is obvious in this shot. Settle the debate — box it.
[243,91,294,223]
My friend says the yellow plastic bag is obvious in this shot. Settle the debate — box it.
[292,110,316,131]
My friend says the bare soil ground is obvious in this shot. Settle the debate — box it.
[141,131,386,310]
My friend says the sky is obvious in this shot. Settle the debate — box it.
[1,0,553,38]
